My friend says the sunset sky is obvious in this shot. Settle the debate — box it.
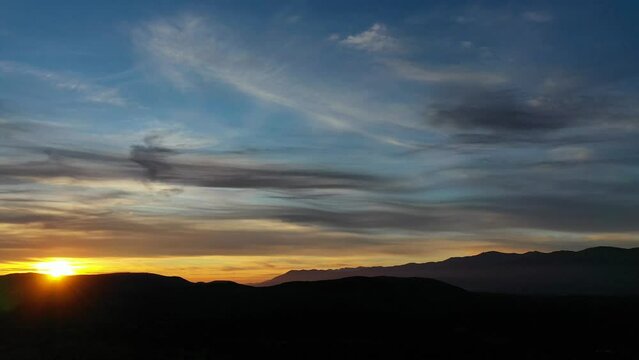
[1,0,638,282]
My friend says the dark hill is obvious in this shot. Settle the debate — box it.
[0,272,638,359]
[260,246,639,295]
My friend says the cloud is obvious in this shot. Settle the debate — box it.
[0,208,377,258]
[338,23,402,53]
[460,41,473,49]
[0,61,127,106]
[130,142,175,181]
[226,177,639,233]
[547,146,592,162]
[425,87,615,135]
[127,142,386,190]
[0,119,33,139]
[0,124,387,192]
[138,126,216,150]
[249,204,509,233]
[523,11,553,23]
[384,60,508,85]
[0,190,438,260]
[429,89,565,132]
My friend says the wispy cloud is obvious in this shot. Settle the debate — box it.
[0,61,127,106]
[384,60,508,85]
[133,14,415,147]
[331,23,507,87]
[337,23,402,53]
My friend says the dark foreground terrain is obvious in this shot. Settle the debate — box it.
[0,273,638,360]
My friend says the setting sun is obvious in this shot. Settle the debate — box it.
[36,260,76,278]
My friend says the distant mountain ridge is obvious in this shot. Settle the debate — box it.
[259,246,639,295]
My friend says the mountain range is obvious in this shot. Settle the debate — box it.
[260,246,639,295]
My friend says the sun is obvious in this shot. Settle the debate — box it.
[35,260,76,279]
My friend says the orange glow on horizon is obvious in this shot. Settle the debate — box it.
[0,242,529,284]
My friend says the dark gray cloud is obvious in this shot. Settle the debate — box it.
[0,151,136,181]
[0,138,387,192]
[430,89,565,132]
[128,142,386,191]
[41,147,127,164]
[0,211,65,225]
[130,144,175,180]
[426,86,620,136]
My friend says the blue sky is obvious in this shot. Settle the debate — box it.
[1,0,638,281]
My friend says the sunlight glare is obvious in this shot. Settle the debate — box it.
[36,260,76,278]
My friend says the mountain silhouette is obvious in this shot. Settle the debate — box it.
[1,271,639,359]
[260,246,639,295]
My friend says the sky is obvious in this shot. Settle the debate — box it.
[1,0,638,282]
